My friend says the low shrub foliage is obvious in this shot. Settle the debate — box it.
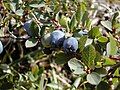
[0,0,120,90]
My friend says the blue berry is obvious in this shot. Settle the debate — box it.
[51,30,65,48]
[23,20,32,36]
[0,41,3,54]
[63,37,78,53]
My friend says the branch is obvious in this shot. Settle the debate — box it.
[0,35,30,42]
[112,76,120,78]
[108,62,120,75]
[56,75,71,87]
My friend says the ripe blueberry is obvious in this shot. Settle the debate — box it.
[63,37,78,53]
[41,33,51,48]
[23,20,32,36]
[0,41,3,54]
[50,30,65,48]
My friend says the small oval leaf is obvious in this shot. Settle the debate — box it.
[68,58,85,75]
[97,36,108,43]
[106,34,118,55]
[79,36,87,52]
[97,81,111,90]
[87,72,101,85]
[55,51,69,64]
[15,9,24,16]
[94,68,107,77]
[82,45,96,69]
[88,27,101,38]
[25,38,38,48]
[101,21,112,31]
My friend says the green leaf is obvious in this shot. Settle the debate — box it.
[73,77,81,89]
[101,21,112,31]
[30,20,40,37]
[28,72,37,82]
[94,68,107,77]
[112,69,119,87]
[95,62,102,68]
[18,74,24,82]
[69,15,77,32]
[0,64,12,75]
[97,36,108,43]
[47,83,62,90]
[82,45,96,69]
[76,2,86,24]
[87,72,101,85]
[54,2,60,14]
[80,2,87,12]
[112,12,119,27]
[13,0,22,3]
[0,64,9,71]
[94,51,101,63]
[15,9,24,16]
[25,38,38,48]
[106,34,118,55]
[59,15,70,28]
[0,74,9,80]
[114,23,120,30]
[114,68,119,76]
[40,26,47,37]
[103,57,116,66]
[54,51,69,65]
[10,3,16,12]
[76,6,81,23]
[85,18,92,29]
[62,3,68,11]
[46,7,53,13]
[85,38,93,46]
[31,64,39,76]
[68,58,85,75]
[30,3,45,8]
[0,64,12,74]
[75,5,82,23]
[39,74,46,90]
[29,4,41,8]
[113,79,119,89]
[79,35,87,52]
[88,27,101,38]
[82,11,89,27]
[97,81,111,90]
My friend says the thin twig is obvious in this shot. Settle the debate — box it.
[112,76,120,78]
[56,75,71,87]
[108,62,120,75]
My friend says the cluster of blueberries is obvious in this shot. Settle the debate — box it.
[23,20,88,54]
[41,30,78,54]
[0,19,88,55]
